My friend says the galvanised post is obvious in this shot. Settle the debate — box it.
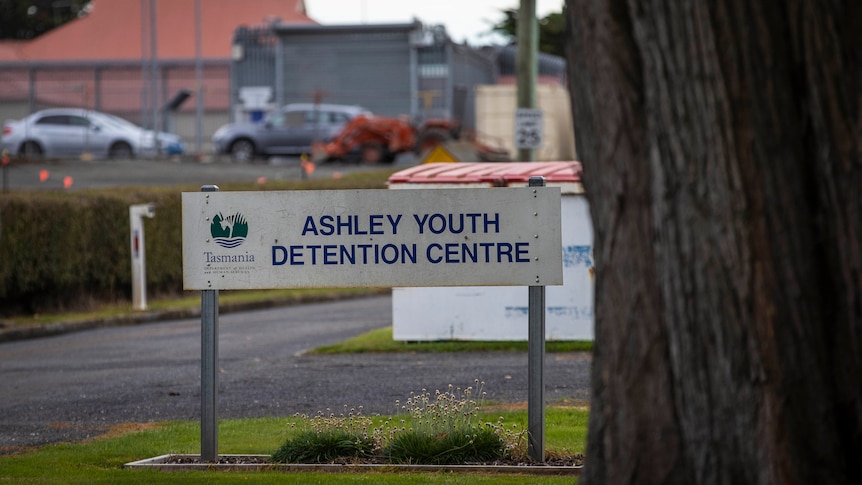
[200,184,220,462]
[527,175,546,462]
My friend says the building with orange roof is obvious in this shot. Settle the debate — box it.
[0,0,315,61]
[0,0,316,153]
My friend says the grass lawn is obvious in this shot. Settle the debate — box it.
[3,287,388,327]
[311,326,593,353]
[0,407,586,484]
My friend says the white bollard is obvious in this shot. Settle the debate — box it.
[129,203,155,311]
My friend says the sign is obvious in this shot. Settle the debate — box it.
[515,108,543,149]
[182,188,562,290]
[420,145,458,164]
[238,86,272,109]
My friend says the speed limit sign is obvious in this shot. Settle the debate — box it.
[515,108,543,149]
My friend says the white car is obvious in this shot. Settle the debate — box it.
[0,108,184,160]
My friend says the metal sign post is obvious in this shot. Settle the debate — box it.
[527,176,546,462]
[199,185,219,462]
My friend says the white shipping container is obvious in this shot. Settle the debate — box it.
[389,162,594,341]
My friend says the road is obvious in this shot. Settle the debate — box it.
[0,153,414,191]
[0,295,592,453]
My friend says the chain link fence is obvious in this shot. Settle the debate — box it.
[0,26,568,161]
[0,60,231,156]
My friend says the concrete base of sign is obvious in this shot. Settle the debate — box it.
[124,454,582,476]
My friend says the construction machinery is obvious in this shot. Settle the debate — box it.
[311,114,510,164]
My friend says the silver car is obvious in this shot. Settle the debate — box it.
[0,108,184,160]
[212,103,371,163]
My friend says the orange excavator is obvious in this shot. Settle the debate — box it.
[311,114,510,164]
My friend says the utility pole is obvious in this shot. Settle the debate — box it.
[516,0,538,162]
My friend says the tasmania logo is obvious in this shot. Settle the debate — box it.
[210,212,248,248]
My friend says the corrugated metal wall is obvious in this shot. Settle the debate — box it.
[230,22,500,130]
[449,44,498,130]
[276,25,414,117]
[231,27,278,99]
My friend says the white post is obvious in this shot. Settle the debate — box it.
[129,203,155,311]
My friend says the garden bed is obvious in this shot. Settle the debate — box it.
[125,454,583,475]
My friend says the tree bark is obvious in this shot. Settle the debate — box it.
[566,1,861,483]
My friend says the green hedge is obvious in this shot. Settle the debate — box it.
[0,170,395,316]
[0,190,182,315]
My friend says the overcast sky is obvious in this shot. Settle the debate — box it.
[305,0,565,45]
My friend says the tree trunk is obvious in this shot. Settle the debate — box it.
[566,1,861,483]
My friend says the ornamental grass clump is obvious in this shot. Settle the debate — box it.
[272,406,375,463]
[382,380,510,464]
[384,426,505,465]
[271,429,374,463]
[271,380,528,465]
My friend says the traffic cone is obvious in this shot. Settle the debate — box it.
[300,154,315,178]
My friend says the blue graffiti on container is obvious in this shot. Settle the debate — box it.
[563,245,592,268]
[505,305,594,320]
[502,245,595,322]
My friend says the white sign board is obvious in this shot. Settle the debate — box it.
[182,188,562,290]
[515,108,543,149]
[238,86,272,109]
